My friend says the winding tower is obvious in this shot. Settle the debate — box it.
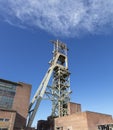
[27,40,71,127]
[51,40,71,117]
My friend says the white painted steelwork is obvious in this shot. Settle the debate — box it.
[27,40,71,127]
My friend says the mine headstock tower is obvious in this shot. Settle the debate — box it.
[27,40,71,127]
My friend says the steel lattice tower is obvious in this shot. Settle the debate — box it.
[27,40,71,127]
[50,40,71,117]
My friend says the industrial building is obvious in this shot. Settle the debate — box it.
[37,102,113,130]
[34,40,113,130]
[0,40,113,130]
[0,79,32,130]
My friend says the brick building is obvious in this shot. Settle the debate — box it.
[1,78,113,130]
[0,79,31,130]
[37,102,113,130]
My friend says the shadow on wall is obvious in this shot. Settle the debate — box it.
[14,113,26,130]
[37,116,54,130]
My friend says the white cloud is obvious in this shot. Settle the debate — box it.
[0,0,113,37]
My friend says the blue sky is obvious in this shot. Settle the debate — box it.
[0,0,113,127]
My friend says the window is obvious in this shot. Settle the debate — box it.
[56,127,63,130]
[0,81,16,109]
[0,118,9,122]
[0,118,4,122]
[0,128,8,130]
[4,119,9,122]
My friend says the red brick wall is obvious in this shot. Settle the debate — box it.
[37,118,54,130]
[55,112,88,130]
[14,113,26,130]
[12,82,31,118]
[0,80,32,130]
[68,102,81,115]
[86,111,113,130]
[54,111,113,130]
[12,82,31,129]
[0,109,16,129]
